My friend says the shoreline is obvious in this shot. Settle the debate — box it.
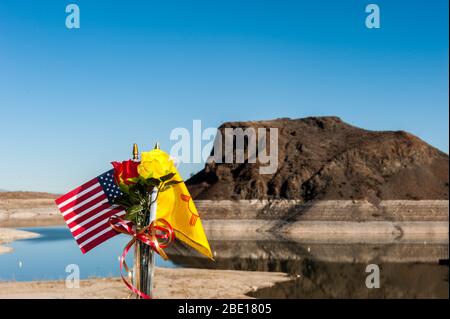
[0,199,447,299]
[0,200,448,243]
[196,199,449,221]
[0,227,40,255]
[1,199,448,223]
[0,267,290,299]
[203,220,449,243]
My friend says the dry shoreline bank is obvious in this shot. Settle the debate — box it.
[0,198,448,255]
[0,267,290,299]
[0,198,447,299]
[1,200,448,242]
[2,200,449,223]
[0,228,40,254]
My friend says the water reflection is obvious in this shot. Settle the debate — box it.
[18,227,74,243]
[248,262,448,299]
[1,227,448,298]
[167,239,449,298]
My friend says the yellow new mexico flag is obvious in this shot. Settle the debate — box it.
[156,171,213,260]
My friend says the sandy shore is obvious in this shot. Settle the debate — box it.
[0,227,40,254]
[1,198,448,241]
[0,267,290,299]
[0,194,448,299]
[202,219,449,243]
[0,192,62,227]
[0,204,63,228]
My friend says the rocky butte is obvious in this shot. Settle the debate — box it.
[187,116,449,202]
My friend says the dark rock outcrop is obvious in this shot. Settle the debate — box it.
[187,117,449,201]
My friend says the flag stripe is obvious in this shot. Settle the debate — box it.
[75,212,124,243]
[55,178,98,205]
[70,205,121,233]
[80,229,119,254]
[68,203,115,230]
[64,196,108,224]
[76,222,111,244]
[55,170,124,254]
[61,189,105,216]
[78,226,117,248]
[58,184,103,212]
[72,207,124,237]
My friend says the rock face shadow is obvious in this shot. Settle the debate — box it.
[246,262,449,299]
[166,239,449,298]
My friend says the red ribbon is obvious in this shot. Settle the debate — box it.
[109,215,175,299]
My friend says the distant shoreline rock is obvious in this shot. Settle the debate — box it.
[194,199,449,221]
[0,227,40,255]
[187,116,449,201]
[0,191,59,201]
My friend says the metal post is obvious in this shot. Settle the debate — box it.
[133,142,159,298]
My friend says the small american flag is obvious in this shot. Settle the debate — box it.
[55,169,125,254]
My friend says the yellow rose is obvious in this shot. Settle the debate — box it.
[137,149,176,180]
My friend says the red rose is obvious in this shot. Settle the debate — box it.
[111,160,140,186]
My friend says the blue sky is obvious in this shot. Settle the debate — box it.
[0,0,448,193]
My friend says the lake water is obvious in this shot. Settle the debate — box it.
[0,226,448,298]
[169,239,449,298]
[0,226,177,281]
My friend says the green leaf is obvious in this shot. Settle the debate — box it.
[126,177,139,184]
[165,180,182,186]
[128,204,144,215]
[118,183,130,194]
[124,210,137,223]
[134,181,146,193]
[160,172,175,182]
[159,180,182,192]
[145,177,161,188]
[128,190,142,205]
[115,196,132,209]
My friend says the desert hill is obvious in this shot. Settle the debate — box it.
[0,192,58,200]
[187,117,449,202]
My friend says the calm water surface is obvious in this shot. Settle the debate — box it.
[169,239,449,298]
[0,226,176,281]
[1,226,448,298]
